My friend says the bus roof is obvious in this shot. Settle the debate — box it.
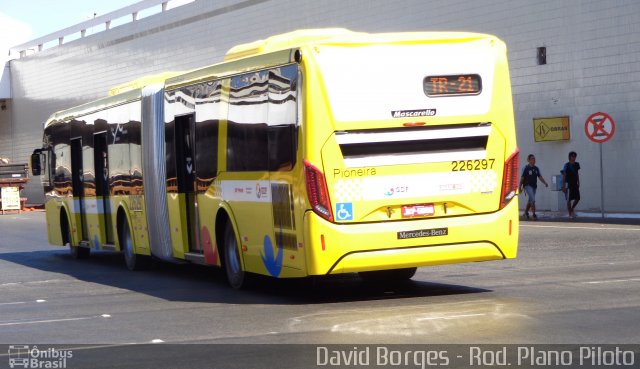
[223,28,356,61]
[164,29,500,90]
[44,89,141,128]
[108,71,183,96]
[223,28,500,61]
[44,29,502,127]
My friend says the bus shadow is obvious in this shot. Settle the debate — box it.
[0,249,491,305]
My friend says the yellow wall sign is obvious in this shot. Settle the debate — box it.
[533,116,570,142]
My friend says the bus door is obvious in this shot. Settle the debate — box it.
[70,138,88,241]
[94,132,113,244]
[174,114,202,253]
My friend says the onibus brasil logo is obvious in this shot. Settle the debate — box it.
[8,345,73,368]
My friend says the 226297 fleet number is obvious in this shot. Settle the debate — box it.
[451,159,495,171]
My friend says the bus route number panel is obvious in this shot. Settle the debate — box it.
[424,74,482,96]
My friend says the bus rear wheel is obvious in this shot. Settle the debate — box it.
[120,219,149,271]
[358,267,417,282]
[223,222,245,289]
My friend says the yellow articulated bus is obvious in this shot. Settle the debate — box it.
[31,29,519,288]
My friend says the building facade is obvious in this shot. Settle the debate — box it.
[3,0,640,212]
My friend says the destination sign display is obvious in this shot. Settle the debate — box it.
[424,74,482,96]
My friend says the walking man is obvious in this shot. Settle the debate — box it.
[562,151,581,218]
[519,154,548,220]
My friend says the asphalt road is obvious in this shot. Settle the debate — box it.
[0,212,638,368]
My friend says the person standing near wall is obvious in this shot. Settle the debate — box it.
[519,154,549,220]
[562,151,581,218]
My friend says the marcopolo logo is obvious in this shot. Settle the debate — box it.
[391,109,437,118]
[8,345,73,368]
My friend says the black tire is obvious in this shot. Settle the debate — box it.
[223,222,245,289]
[359,267,417,282]
[121,219,149,271]
[65,217,89,259]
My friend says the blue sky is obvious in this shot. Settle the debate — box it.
[0,0,191,61]
[1,0,141,40]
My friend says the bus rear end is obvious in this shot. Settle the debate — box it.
[301,32,518,276]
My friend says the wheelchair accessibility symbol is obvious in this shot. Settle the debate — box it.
[336,203,353,221]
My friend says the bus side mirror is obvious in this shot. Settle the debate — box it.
[31,150,42,176]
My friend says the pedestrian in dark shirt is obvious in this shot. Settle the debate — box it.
[562,151,581,218]
[519,154,548,220]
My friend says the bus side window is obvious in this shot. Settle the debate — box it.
[48,149,55,185]
[267,65,298,171]
[54,144,71,196]
[40,148,50,186]
[194,81,220,192]
[227,71,269,172]
[268,125,297,171]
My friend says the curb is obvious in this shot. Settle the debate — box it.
[520,211,640,225]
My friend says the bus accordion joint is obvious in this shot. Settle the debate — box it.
[304,160,333,222]
[500,149,520,209]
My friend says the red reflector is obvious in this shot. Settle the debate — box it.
[403,122,426,127]
[321,234,326,251]
[500,150,520,209]
[304,160,333,222]
[401,204,435,218]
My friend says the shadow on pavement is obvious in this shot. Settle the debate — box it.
[0,248,490,305]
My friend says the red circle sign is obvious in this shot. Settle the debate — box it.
[584,112,615,143]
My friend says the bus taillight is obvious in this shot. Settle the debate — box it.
[500,150,519,209]
[304,160,334,222]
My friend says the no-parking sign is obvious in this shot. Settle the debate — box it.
[585,112,615,219]
[584,112,615,143]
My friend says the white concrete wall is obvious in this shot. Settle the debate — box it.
[8,0,640,212]
[0,63,10,99]
[0,99,11,162]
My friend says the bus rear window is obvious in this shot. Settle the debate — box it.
[314,43,494,121]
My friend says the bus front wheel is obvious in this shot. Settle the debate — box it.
[223,222,245,289]
[65,217,89,259]
[69,245,90,259]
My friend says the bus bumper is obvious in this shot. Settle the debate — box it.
[303,198,519,275]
